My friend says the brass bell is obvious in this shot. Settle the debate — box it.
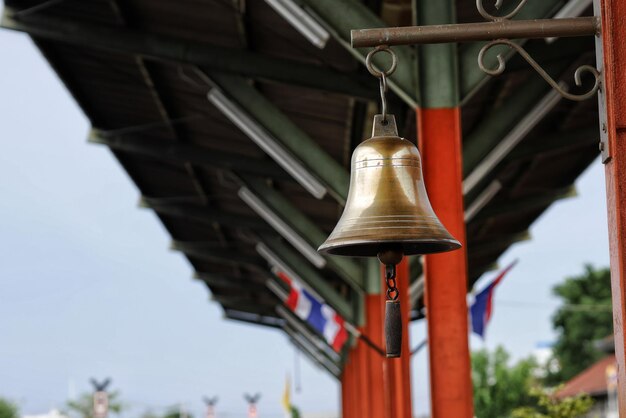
[318,114,461,260]
[319,46,460,358]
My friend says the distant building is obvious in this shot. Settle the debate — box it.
[555,336,618,418]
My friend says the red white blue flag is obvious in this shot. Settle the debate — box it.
[470,260,517,339]
[277,271,348,352]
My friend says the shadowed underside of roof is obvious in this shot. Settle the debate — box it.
[2,0,600,374]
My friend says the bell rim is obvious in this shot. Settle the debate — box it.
[318,237,462,257]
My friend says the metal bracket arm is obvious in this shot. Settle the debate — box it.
[351,16,599,47]
[351,0,602,103]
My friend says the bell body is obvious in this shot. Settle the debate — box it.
[319,115,460,257]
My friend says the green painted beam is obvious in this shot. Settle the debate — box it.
[170,240,264,266]
[462,61,570,177]
[211,293,277,307]
[89,129,287,179]
[240,176,363,290]
[468,231,531,256]
[194,272,267,291]
[1,8,376,99]
[297,0,418,107]
[459,0,565,101]
[212,74,350,204]
[473,186,578,221]
[417,0,459,107]
[505,127,598,161]
[223,309,284,329]
[259,235,354,322]
[139,197,273,232]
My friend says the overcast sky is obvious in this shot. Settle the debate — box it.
[0,25,610,418]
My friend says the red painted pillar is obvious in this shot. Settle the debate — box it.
[599,0,626,411]
[418,108,474,417]
[382,258,413,418]
[340,260,412,418]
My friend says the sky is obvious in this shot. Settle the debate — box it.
[0,20,611,418]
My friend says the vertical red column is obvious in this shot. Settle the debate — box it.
[382,258,413,418]
[340,260,412,418]
[599,0,626,410]
[418,108,474,417]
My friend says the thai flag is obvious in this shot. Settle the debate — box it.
[277,271,348,352]
[470,260,517,339]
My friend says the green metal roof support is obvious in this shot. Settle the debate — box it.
[416,0,459,107]
[240,176,363,291]
[212,73,350,204]
[473,186,578,221]
[139,197,273,232]
[170,241,264,266]
[462,61,570,178]
[468,231,531,257]
[89,130,287,179]
[296,0,419,107]
[459,0,566,102]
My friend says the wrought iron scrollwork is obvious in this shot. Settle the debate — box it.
[478,39,601,101]
[476,0,528,21]
[475,0,601,102]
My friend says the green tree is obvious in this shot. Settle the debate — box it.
[511,387,593,418]
[0,398,18,418]
[290,406,301,418]
[163,408,193,418]
[549,264,613,383]
[66,391,124,418]
[472,346,537,418]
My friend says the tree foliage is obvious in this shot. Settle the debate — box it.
[511,387,593,418]
[66,391,124,418]
[163,409,193,418]
[549,264,613,383]
[290,406,301,418]
[0,398,18,418]
[472,346,537,418]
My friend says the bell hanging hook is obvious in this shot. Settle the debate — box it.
[365,46,397,123]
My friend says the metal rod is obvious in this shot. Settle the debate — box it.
[351,17,599,47]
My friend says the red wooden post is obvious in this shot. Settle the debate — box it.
[598,0,626,411]
[418,107,474,417]
[383,258,413,418]
[340,260,412,418]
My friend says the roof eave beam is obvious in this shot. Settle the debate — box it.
[139,197,273,232]
[0,8,375,99]
[89,130,287,179]
[473,186,578,221]
[209,73,350,203]
[238,175,363,290]
[468,231,532,257]
[170,240,264,267]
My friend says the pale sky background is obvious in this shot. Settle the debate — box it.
[0,23,610,418]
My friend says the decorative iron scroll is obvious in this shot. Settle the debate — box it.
[478,39,601,101]
[476,0,601,101]
[476,0,528,21]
